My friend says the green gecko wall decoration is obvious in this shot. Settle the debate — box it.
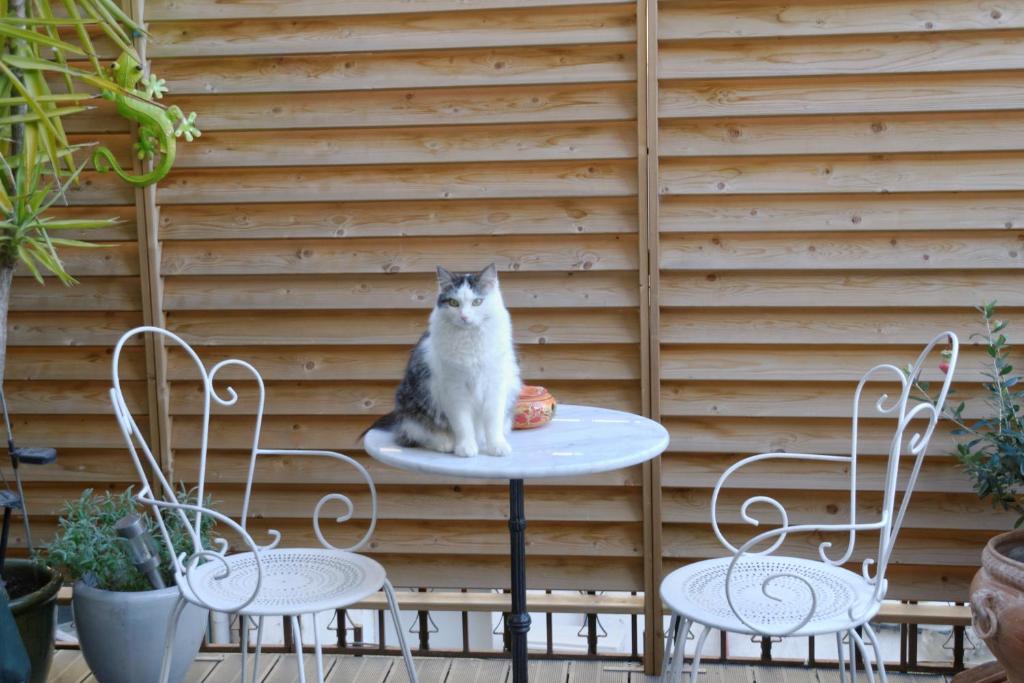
[91,52,201,188]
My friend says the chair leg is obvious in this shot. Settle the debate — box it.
[666,618,690,683]
[689,626,712,683]
[252,616,265,683]
[661,614,680,681]
[290,615,307,683]
[158,596,188,683]
[312,612,324,683]
[863,623,888,683]
[850,629,876,683]
[836,632,847,683]
[240,615,249,683]
[383,579,418,683]
[847,630,859,683]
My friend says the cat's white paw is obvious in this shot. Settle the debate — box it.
[485,437,513,457]
[454,439,479,457]
[433,433,455,453]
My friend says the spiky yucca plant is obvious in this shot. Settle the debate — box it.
[1,0,196,384]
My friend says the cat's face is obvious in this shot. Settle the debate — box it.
[434,264,500,328]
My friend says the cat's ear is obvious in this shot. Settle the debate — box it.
[436,266,456,289]
[477,263,498,292]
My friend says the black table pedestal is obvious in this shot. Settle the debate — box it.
[508,478,531,682]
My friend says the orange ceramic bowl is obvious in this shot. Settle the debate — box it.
[513,385,556,430]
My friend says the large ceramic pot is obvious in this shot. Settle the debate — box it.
[73,582,208,683]
[7,559,61,683]
[970,529,1024,683]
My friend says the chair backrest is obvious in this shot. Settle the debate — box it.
[109,326,378,587]
[711,331,959,605]
[855,330,959,595]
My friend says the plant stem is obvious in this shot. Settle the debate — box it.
[8,0,27,161]
[0,266,12,388]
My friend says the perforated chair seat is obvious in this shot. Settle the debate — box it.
[660,556,880,637]
[179,548,387,617]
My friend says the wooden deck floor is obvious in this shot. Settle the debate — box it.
[46,650,952,683]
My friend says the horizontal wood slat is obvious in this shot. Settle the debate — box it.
[161,235,637,275]
[660,380,990,420]
[658,308,1019,345]
[163,272,641,310]
[660,271,1024,307]
[660,30,1024,79]
[164,380,640,416]
[164,345,641,382]
[659,192,1024,233]
[659,72,1024,118]
[149,45,636,95]
[660,0,1024,39]
[145,0,634,20]
[660,111,1024,157]
[166,309,640,345]
[68,83,637,133]
[171,122,636,167]
[146,5,635,57]
[659,152,1024,195]
[159,197,638,240]
[157,161,637,204]
[659,231,1023,270]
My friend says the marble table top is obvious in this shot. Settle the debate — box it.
[363,404,669,480]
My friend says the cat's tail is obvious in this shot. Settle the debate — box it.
[359,411,398,440]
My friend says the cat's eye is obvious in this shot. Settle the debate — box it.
[447,298,460,307]
[472,298,483,306]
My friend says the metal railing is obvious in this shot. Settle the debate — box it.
[191,592,973,675]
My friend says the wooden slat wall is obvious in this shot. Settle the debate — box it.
[140,0,645,592]
[656,0,1024,602]
[12,0,1021,621]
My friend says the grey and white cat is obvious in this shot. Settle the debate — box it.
[367,264,522,457]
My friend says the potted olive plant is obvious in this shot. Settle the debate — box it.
[919,303,1024,681]
[2,3,199,679]
[46,488,213,683]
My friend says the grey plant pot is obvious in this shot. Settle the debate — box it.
[73,581,209,683]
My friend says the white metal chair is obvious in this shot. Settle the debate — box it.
[659,331,959,683]
[109,326,418,683]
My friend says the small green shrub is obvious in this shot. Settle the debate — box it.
[915,302,1024,528]
[45,487,214,592]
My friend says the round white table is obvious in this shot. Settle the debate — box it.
[364,404,670,683]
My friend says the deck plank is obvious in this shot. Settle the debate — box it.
[77,655,218,683]
[751,664,819,683]
[568,660,631,682]
[529,659,570,683]
[47,651,953,683]
[262,653,333,683]
[325,655,395,683]
[445,658,511,683]
[48,650,92,683]
[204,653,281,683]
[383,656,451,683]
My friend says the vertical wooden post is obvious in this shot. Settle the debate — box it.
[127,0,172,476]
[637,0,663,674]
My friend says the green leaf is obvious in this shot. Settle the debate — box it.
[37,218,119,230]
[0,16,98,26]
[16,244,44,284]
[47,237,103,248]
[0,105,91,126]
[0,22,85,54]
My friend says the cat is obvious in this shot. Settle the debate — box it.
[365,263,522,457]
